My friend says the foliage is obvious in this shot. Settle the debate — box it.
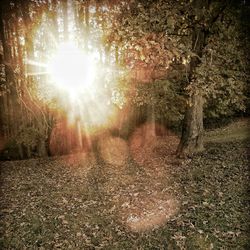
[0,139,20,160]
[131,80,185,124]
[114,0,249,119]
[0,0,249,158]
[115,0,189,70]
[190,7,249,118]
[15,125,46,149]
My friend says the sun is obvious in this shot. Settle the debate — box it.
[25,38,122,130]
[47,41,97,96]
[44,40,118,129]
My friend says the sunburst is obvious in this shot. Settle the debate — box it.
[47,41,98,95]
[25,39,118,131]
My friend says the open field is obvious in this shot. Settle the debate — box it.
[0,119,249,249]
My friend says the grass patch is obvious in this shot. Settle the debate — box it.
[0,119,249,249]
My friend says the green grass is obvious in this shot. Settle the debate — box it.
[205,118,250,143]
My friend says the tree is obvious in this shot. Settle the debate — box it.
[0,0,248,160]
[176,0,226,157]
[112,0,249,157]
[0,0,55,158]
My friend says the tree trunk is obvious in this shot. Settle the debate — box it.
[63,0,68,41]
[50,0,59,37]
[18,144,24,159]
[177,36,206,157]
[146,103,156,138]
[176,91,204,157]
[38,139,48,157]
[76,119,83,150]
[26,145,31,158]
[177,0,209,157]
[84,0,89,50]
[0,2,11,138]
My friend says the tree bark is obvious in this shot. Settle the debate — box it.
[62,0,68,41]
[146,103,156,138]
[38,139,48,157]
[177,0,227,157]
[0,2,11,138]
[176,91,204,157]
[76,119,83,150]
[177,0,207,157]
[84,0,89,50]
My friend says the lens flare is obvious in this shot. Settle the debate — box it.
[99,136,129,166]
[47,41,97,95]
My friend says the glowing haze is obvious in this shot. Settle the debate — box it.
[47,41,97,96]
[45,40,117,130]
[24,2,126,134]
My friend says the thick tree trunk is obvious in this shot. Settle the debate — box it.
[177,0,209,157]
[176,91,204,157]
[177,50,206,157]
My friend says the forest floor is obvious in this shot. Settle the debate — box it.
[0,118,249,249]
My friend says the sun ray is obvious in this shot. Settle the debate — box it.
[25,59,48,68]
[46,41,98,94]
[26,71,49,76]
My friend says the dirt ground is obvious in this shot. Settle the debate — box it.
[0,119,249,249]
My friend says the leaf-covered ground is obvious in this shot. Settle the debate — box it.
[0,119,249,249]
